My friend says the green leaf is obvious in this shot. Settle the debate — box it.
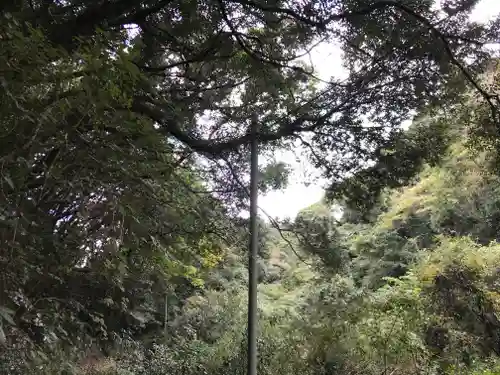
[0,325,5,345]
[0,306,15,325]
[3,176,14,189]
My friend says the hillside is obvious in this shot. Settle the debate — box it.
[28,84,500,375]
[1,2,500,375]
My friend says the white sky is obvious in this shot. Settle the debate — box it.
[258,0,500,221]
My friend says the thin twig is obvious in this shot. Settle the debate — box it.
[222,157,313,266]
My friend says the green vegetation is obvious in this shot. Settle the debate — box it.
[1,1,500,374]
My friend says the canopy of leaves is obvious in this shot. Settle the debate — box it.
[1,1,500,374]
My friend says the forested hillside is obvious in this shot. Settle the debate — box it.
[1,0,500,374]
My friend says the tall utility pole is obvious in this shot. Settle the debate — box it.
[247,114,259,375]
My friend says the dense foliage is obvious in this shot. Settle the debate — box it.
[1,0,500,374]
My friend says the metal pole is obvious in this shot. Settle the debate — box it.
[247,115,259,375]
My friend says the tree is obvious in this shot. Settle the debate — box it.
[1,0,500,367]
[0,15,236,357]
[294,200,346,271]
[4,0,499,174]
